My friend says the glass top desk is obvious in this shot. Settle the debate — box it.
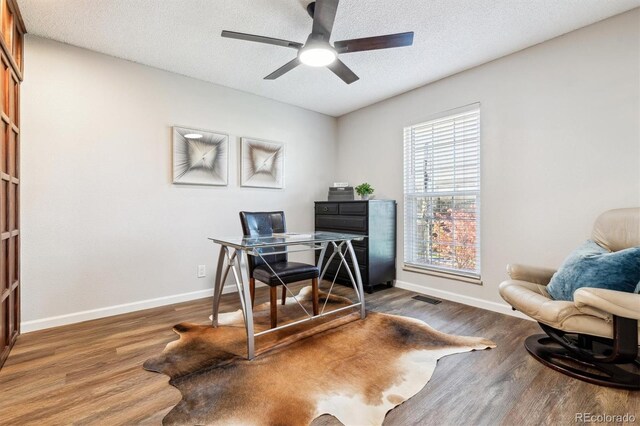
[209,231,367,359]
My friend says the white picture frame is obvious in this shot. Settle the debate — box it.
[172,126,229,186]
[240,137,285,189]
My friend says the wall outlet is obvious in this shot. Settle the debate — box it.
[197,265,206,278]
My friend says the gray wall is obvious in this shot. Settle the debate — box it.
[21,37,337,329]
[335,10,640,308]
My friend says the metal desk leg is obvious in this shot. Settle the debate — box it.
[236,249,256,360]
[346,240,366,319]
[318,241,343,284]
[316,242,328,273]
[213,247,236,326]
[212,245,227,327]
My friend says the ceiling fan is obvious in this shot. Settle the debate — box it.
[221,0,414,84]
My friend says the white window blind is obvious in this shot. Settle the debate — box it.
[403,104,481,278]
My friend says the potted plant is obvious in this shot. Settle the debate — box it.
[355,183,374,200]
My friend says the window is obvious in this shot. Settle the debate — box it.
[403,104,481,279]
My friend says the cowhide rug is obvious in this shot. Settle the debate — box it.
[144,286,495,426]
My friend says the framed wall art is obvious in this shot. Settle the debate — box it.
[240,137,285,189]
[173,126,228,186]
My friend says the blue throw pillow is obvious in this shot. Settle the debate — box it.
[547,240,640,301]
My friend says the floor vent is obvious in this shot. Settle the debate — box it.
[412,295,442,305]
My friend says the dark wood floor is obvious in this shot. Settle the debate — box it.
[0,283,637,425]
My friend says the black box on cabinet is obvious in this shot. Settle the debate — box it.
[327,186,355,201]
[314,200,397,293]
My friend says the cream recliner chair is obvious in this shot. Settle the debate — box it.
[499,208,639,389]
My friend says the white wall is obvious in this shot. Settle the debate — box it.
[20,37,337,329]
[336,10,640,307]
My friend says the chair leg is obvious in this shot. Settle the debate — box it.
[281,285,287,305]
[312,277,319,316]
[270,286,277,329]
[249,278,255,309]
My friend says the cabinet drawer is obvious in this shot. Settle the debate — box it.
[315,203,339,215]
[339,202,367,215]
[322,260,368,284]
[352,246,367,265]
[315,215,367,232]
[350,238,367,248]
[317,245,367,266]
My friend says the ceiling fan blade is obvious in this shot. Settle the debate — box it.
[312,0,339,40]
[264,58,301,80]
[327,59,359,84]
[221,30,303,50]
[334,31,414,54]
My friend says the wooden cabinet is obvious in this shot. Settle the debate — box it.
[315,200,396,293]
[0,0,24,371]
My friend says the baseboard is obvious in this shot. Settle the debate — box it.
[22,280,530,333]
[395,280,532,321]
[21,284,237,333]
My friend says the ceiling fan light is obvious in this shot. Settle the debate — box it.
[299,47,337,67]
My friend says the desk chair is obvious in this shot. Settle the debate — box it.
[239,211,319,328]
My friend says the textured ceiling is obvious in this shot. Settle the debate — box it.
[17,0,640,116]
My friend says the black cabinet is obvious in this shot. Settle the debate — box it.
[315,200,397,293]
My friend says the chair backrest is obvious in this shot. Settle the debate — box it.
[592,208,640,252]
[239,211,288,274]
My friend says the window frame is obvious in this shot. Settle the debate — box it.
[402,103,482,283]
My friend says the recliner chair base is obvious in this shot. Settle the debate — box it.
[524,319,639,390]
